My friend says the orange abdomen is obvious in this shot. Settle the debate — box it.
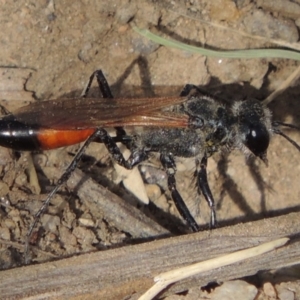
[37,128,96,150]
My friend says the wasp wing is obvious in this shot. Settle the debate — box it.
[101,113,189,128]
[14,97,189,129]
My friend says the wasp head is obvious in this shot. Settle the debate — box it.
[232,100,272,165]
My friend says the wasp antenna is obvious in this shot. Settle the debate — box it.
[272,121,300,131]
[273,127,300,152]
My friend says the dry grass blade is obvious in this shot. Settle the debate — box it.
[139,237,289,300]
[162,3,300,52]
[263,65,300,105]
[1,212,299,299]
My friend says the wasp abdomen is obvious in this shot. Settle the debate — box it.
[0,116,41,151]
[36,128,95,150]
[0,115,95,151]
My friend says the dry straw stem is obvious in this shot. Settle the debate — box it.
[263,65,300,105]
[139,237,289,300]
[1,211,300,299]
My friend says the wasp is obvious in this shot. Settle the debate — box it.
[0,70,299,246]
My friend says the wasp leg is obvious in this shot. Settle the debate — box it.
[160,153,200,232]
[80,69,113,99]
[25,127,107,263]
[26,71,129,262]
[97,128,145,169]
[81,70,138,159]
[180,84,199,97]
[94,70,114,99]
[180,84,211,98]
[93,70,127,138]
[25,126,146,263]
[80,70,97,98]
[87,71,148,166]
[81,70,127,140]
[196,157,217,228]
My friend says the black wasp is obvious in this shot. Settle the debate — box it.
[0,70,299,241]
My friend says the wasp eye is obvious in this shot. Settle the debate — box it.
[244,124,270,159]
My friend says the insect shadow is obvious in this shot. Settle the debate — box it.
[204,78,300,226]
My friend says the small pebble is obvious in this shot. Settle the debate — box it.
[72,226,97,246]
[59,226,77,248]
[0,182,9,197]
[154,194,169,212]
[263,282,277,298]
[62,206,76,229]
[145,184,162,202]
[210,280,257,300]
[278,289,294,300]
[78,217,95,227]
[4,219,15,230]
[276,282,296,300]
[0,227,10,240]
[40,214,60,233]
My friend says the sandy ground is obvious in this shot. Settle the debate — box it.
[0,0,300,298]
